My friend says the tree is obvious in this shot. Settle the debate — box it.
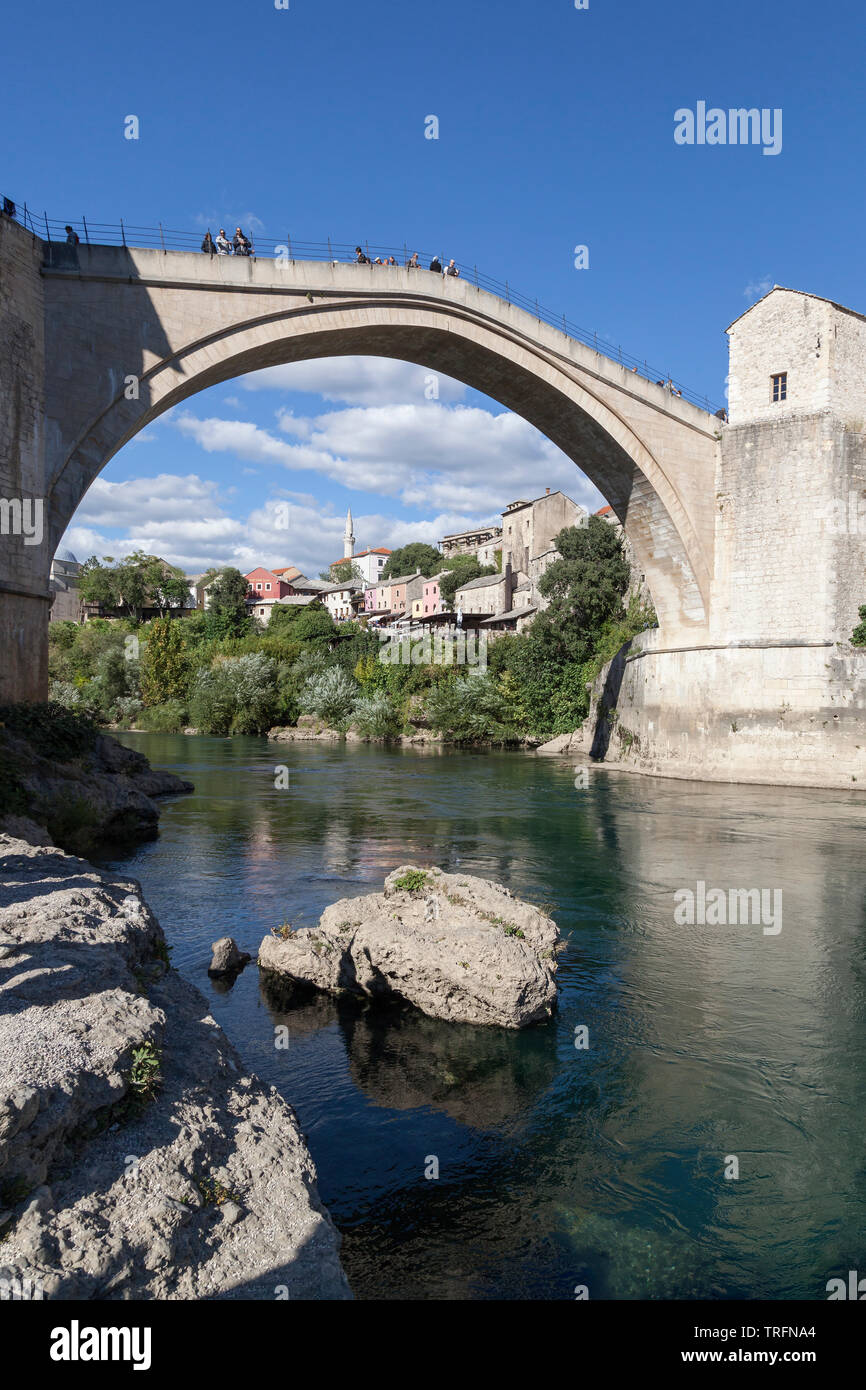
[328,559,365,584]
[267,602,302,632]
[78,552,189,621]
[141,616,189,705]
[79,556,120,613]
[381,544,443,580]
[438,557,496,610]
[291,605,336,644]
[538,517,631,647]
[852,605,866,646]
[206,567,251,638]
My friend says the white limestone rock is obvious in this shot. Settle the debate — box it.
[0,835,350,1300]
[258,865,561,1029]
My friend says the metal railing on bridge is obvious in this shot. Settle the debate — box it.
[1,191,725,415]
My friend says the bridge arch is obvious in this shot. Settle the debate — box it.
[41,253,718,643]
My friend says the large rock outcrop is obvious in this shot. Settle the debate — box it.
[0,722,193,853]
[0,836,350,1300]
[258,866,561,1029]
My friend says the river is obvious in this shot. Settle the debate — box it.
[95,732,866,1300]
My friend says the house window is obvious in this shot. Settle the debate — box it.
[266,583,271,591]
[771,372,787,403]
[256,582,262,590]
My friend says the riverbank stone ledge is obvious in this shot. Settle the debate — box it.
[0,835,350,1299]
[0,726,194,852]
[258,865,562,1028]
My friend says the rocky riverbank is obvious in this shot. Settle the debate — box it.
[0,836,350,1300]
[0,707,193,855]
[259,865,562,1028]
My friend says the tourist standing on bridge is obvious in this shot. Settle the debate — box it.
[65,225,80,245]
[445,259,460,277]
[355,246,370,264]
[429,255,442,273]
[201,231,215,255]
[233,226,252,256]
[215,228,232,255]
[406,251,420,269]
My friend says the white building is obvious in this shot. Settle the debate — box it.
[322,579,365,623]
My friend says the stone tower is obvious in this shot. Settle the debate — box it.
[343,507,355,560]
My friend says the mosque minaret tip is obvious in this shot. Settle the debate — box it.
[343,507,355,559]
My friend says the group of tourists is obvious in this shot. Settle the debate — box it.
[198,230,459,274]
[356,247,461,276]
[201,227,253,256]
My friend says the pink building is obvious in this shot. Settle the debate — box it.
[421,578,444,616]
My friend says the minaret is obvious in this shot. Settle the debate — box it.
[343,507,355,559]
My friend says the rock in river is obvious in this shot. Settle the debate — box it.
[258,865,561,1029]
[209,937,252,976]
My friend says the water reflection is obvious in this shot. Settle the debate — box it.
[259,972,558,1129]
[101,734,866,1300]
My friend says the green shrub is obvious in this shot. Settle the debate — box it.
[189,653,279,735]
[299,666,359,727]
[851,605,866,646]
[48,620,79,651]
[138,700,187,733]
[427,673,519,745]
[392,869,429,893]
[113,697,144,728]
[352,691,402,740]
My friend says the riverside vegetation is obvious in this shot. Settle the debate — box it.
[49,518,656,747]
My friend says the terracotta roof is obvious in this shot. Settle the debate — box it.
[595,505,614,516]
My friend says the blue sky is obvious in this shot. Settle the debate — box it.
[4,0,861,577]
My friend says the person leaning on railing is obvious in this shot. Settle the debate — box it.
[233,226,252,256]
[201,230,215,255]
[215,228,232,255]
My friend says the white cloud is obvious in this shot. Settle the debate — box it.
[173,401,602,518]
[242,356,468,407]
[744,277,774,300]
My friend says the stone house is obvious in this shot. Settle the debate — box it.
[439,522,502,564]
[455,567,515,618]
[49,548,83,623]
[500,489,588,579]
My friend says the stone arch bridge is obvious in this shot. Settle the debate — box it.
[1,215,863,787]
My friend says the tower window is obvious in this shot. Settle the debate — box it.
[771,372,787,403]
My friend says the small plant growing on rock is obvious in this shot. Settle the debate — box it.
[392,869,429,894]
[501,923,525,939]
[128,1042,162,1104]
[196,1175,240,1207]
[152,938,173,966]
[271,921,294,940]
